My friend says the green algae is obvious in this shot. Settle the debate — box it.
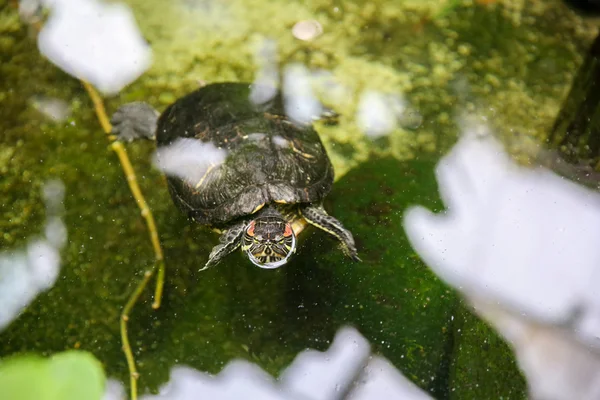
[118,0,596,172]
[449,306,526,399]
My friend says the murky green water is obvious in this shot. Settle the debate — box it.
[1,0,597,398]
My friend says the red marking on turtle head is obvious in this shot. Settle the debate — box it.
[247,221,256,236]
[283,223,293,237]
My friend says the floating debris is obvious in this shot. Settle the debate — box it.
[29,95,71,122]
[291,19,323,42]
[398,108,423,131]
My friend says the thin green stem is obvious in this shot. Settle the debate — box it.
[120,268,156,400]
[152,261,166,309]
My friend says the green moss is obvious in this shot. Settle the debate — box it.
[449,306,527,399]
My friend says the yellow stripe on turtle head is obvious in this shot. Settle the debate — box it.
[241,243,252,251]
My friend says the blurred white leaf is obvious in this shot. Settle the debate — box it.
[138,327,429,400]
[403,124,600,400]
[38,0,152,95]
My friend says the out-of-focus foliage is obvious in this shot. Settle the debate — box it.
[0,351,106,400]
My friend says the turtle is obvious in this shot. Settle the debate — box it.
[110,82,359,270]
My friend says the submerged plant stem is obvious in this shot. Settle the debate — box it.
[120,268,156,400]
[81,81,112,134]
[107,139,165,267]
[153,260,166,310]
[81,81,166,399]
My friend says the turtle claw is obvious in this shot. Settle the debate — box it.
[343,244,361,262]
[110,102,159,142]
[201,222,246,271]
[198,262,213,272]
[200,246,224,272]
[301,205,360,261]
[201,245,227,271]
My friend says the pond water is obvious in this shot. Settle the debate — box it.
[0,0,597,399]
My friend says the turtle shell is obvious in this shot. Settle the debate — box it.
[155,82,334,226]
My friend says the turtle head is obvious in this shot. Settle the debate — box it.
[241,217,296,269]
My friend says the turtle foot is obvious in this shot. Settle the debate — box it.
[301,205,360,262]
[110,102,159,142]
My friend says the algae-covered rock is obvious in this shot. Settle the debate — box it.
[548,32,600,169]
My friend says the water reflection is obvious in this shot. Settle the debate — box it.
[250,38,279,106]
[29,95,71,122]
[153,138,227,188]
[282,64,323,126]
[0,180,66,330]
[356,91,401,138]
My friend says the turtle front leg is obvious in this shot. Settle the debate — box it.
[110,102,159,142]
[301,205,360,261]
[200,221,247,271]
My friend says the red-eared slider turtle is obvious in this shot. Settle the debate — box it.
[110,82,358,270]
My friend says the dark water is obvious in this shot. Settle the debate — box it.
[4,0,594,398]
